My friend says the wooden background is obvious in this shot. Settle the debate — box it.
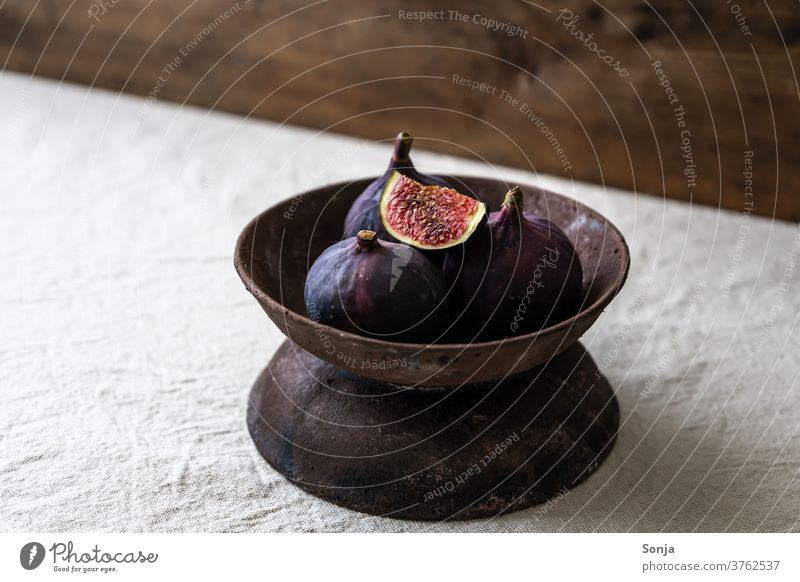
[1,0,798,220]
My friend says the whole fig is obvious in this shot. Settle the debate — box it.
[443,187,583,340]
[305,230,449,343]
[343,132,452,239]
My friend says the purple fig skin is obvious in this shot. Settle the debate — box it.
[343,132,452,240]
[305,230,450,343]
[442,187,583,341]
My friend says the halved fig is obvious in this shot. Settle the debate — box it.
[343,132,454,239]
[379,172,486,250]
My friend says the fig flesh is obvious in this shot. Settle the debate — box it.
[304,230,449,343]
[379,173,486,250]
[443,187,583,340]
[343,132,452,239]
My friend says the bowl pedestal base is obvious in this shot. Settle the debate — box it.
[247,340,619,521]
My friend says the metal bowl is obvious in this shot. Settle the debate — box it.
[234,176,629,387]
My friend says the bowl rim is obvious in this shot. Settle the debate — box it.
[234,175,630,351]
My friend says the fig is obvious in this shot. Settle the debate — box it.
[304,230,449,343]
[379,173,486,250]
[343,132,452,239]
[443,187,583,340]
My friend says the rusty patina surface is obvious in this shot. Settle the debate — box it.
[247,340,619,521]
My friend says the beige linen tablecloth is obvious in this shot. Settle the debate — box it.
[1,72,798,532]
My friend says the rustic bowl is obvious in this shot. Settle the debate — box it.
[234,176,629,387]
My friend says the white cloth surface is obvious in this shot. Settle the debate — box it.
[1,72,798,532]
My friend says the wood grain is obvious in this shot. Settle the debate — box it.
[1,0,797,220]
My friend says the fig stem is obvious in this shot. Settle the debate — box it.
[393,132,414,161]
[502,186,523,209]
[356,230,378,251]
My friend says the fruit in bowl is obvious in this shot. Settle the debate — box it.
[306,135,584,344]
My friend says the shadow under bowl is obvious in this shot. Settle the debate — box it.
[234,175,629,387]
